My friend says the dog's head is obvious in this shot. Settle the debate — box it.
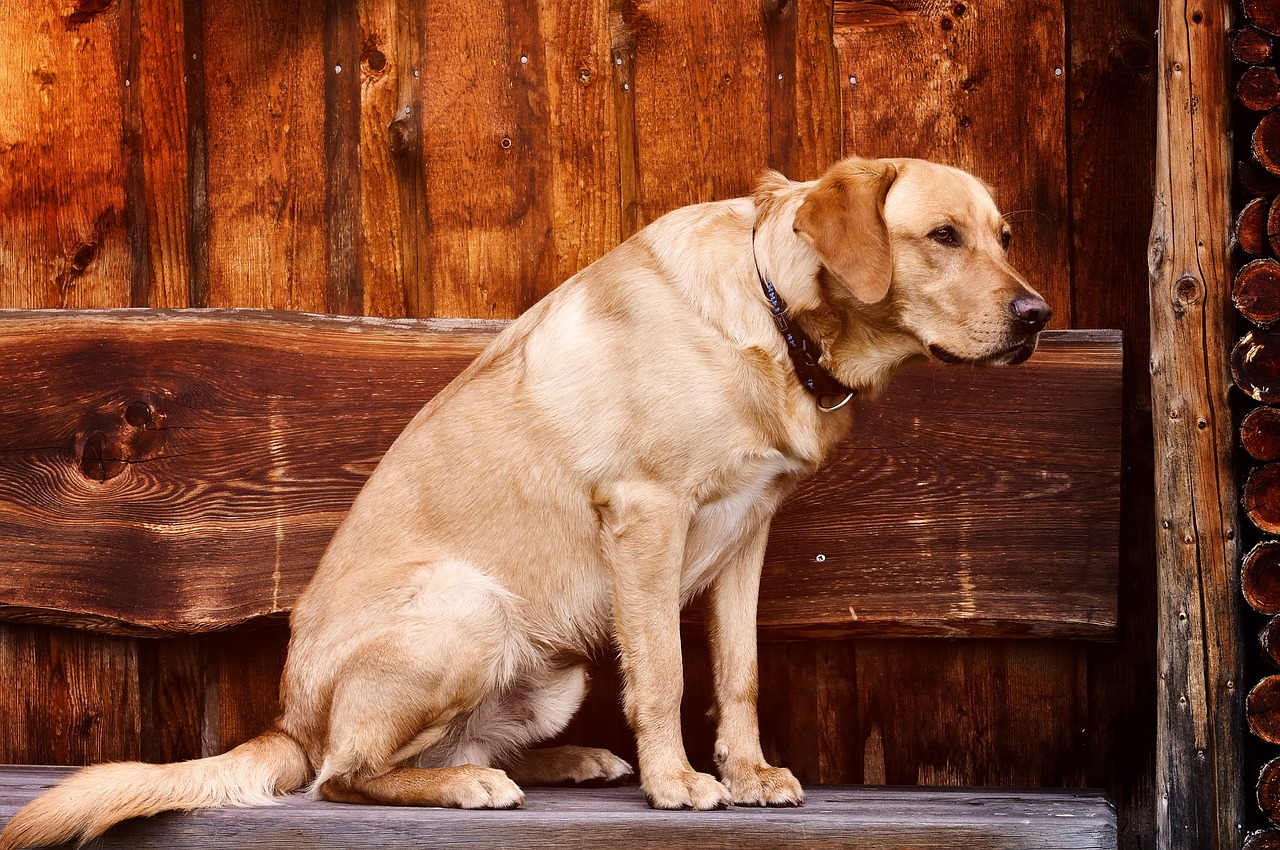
[793,157,1050,367]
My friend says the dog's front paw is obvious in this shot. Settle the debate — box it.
[643,769,732,810]
[721,763,804,807]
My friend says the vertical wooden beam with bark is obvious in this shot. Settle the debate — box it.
[1148,1,1243,848]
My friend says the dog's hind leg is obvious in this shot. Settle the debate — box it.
[307,561,531,808]
[463,664,633,786]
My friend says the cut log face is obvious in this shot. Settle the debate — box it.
[1236,259,1280,325]
[1236,27,1275,64]
[1251,677,1280,744]
[1243,407,1280,461]
[1238,198,1271,255]
[1246,465,1280,533]
[1246,832,1280,850]
[1263,757,1280,827]
[1242,67,1280,111]
[1255,111,1280,176]
[1233,330,1280,401]
[1248,0,1280,36]
[1262,616,1280,669]
[1243,158,1280,196]
[1245,541,1280,612]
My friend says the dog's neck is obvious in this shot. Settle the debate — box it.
[751,189,925,400]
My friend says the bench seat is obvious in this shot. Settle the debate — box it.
[0,766,1116,849]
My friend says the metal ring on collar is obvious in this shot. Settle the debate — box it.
[818,392,855,412]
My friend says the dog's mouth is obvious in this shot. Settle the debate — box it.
[928,336,1039,367]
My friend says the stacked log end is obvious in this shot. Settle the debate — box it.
[1236,2,1280,842]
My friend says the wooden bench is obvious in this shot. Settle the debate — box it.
[0,310,1123,848]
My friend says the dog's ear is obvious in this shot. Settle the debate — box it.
[793,158,898,304]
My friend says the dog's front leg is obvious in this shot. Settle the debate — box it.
[703,523,804,806]
[601,486,732,810]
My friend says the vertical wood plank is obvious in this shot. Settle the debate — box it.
[791,0,841,178]
[0,625,139,765]
[0,0,133,309]
[357,0,408,318]
[854,641,1088,787]
[834,0,1072,319]
[138,0,193,308]
[1148,0,1242,847]
[201,625,289,755]
[609,0,643,239]
[1066,1,1158,847]
[420,0,555,318]
[324,0,362,317]
[137,636,203,764]
[631,0,771,220]
[184,0,211,308]
[538,0,623,284]
[202,0,328,311]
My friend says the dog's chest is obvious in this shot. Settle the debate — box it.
[680,451,807,599]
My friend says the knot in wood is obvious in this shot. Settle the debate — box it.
[76,398,167,483]
[1172,274,1203,312]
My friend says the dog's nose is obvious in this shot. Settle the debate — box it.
[1009,294,1052,333]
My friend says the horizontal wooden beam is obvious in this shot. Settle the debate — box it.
[0,310,1122,638]
[0,765,1118,849]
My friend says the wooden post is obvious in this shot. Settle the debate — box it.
[1149,0,1244,847]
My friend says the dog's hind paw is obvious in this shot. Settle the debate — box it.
[505,745,634,786]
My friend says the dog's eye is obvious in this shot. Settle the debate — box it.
[1001,231,1013,252]
[930,226,960,246]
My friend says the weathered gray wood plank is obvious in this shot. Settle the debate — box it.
[0,765,1116,849]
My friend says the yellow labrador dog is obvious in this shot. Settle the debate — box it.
[0,156,1049,848]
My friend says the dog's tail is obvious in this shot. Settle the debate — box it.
[0,728,309,850]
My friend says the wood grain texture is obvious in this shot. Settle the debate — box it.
[1248,0,1280,36]
[0,766,1118,849]
[1236,27,1275,64]
[136,635,203,764]
[136,0,193,308]
[538,0,623,286]
[1237,198,1270,256]
[854,640,1087,788]
[0,312,1120,639]
[1245,831,1280,850]
[1236,330,1280,401]
[834,0,1072,321]
[418,0,554,318]
[1262,615,1280,670]
[0,625,138,765]
[1244,406,1280,461]
[0,0,132,310]
[1149,0,1243,847]
[323,0,361,316]
[1257,111,1280,177]
[1264,757,1280,827]
[1236,259,1280,325]
[202,625,289,756]
[630,0,770,220]
[1250,675,1280,745]
[1062,3,1158,845]
[1247,464,1280,534]
[355,0,411,319]
[202,0,328,311]
[1245,541,1280,613]
[1243,67,1280,111]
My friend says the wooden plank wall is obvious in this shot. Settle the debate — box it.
[0,0,1157,845]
